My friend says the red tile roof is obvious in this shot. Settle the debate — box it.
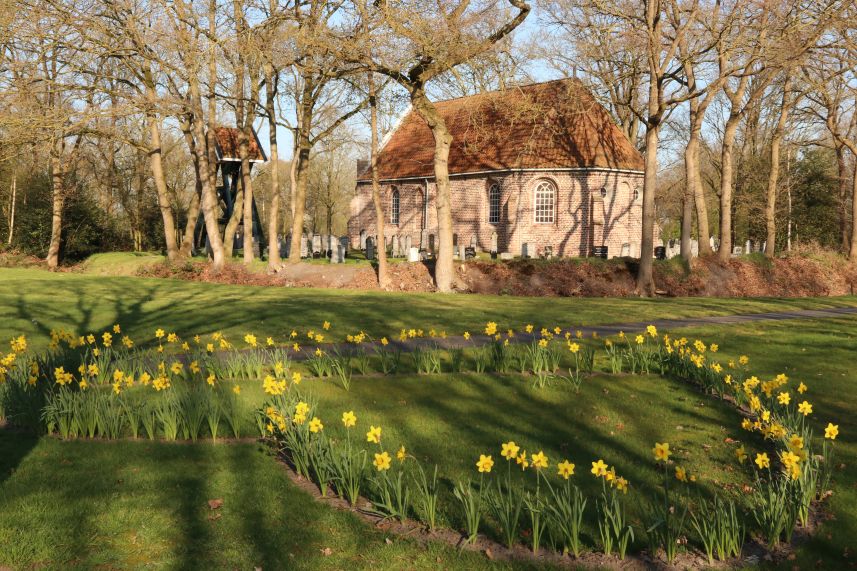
[362,78,643,181]
[214,127,267,162]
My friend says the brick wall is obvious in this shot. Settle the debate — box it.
[348,170,653,258]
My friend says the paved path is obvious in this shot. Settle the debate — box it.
[308,305,857,356]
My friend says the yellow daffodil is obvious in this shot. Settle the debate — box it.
[484,322,497,336]
[825,423,839,440]
[516,451,529,470]
[342,410,356,428]
[557,459,575,479]
[675,466,687,482]
[232,384,241,395]
[366,425,382,444]
[755,452,770,470]
[397,445,406,462]
[501,441,520,460]
[591,459,608,477]
[797,382,807,394]
[476,454,494,473]
[735,445,747,463]
[531,451,548,469]
[374,451,391,471]
[797,401,813,416]
[309,417,323,433]
[653,442,671,462]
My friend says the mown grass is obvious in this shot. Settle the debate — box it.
[675,317,857,570]
[0,268,855,569]
[2,267,856,351]
[0,433,526,570]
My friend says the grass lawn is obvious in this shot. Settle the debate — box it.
[2,267,856,351]
[0,268,855,569]
[673,317,857,570]
[0,434,519,570]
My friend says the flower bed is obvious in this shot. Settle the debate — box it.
[0,322,841,565]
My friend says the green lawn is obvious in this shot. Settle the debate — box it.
[0,268,855,569]
[674,317,857,570]
[0,435,521,570]
[2,267,856,351]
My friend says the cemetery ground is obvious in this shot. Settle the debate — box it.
[0,267,856,569]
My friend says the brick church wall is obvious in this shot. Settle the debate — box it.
[348,169,652,259]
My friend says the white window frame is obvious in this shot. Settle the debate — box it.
[488,183,501,224]
[390,188,400,225]
[533,180,556,224]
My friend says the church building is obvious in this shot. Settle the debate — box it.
[348,78,649,259]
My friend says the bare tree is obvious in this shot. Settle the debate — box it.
[346,0,531,292]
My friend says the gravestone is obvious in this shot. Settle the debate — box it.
[339,236,349,258]
[732,246,743,256]
[499,252,514,260]
[365,237,375,260]
[312,234,322,258]
[629,243,639,258]
[407,247,420,262]
[521,243,531,258]
[404,234,412,253]
[470,235,478,250]
[710,236,717,252]
[392,235,401,257]
[278,235,287,259]
[331,244,345,263]
[420,229,429,250]
[690,239,699,257]
[359,230,367,250]
[490,231,498,254]
[300,233,308,258]
[620,243,631,257]
[464,246,476,260]
[745,240,752,254]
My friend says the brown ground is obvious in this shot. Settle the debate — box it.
[132,252,857,298]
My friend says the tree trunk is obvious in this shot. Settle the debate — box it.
[287,143,309,263]
[679,193,692,261]
[764,81,791,258]
[718,114,741,262]
[179,122,203,258]
[46,149,64,268]
[201,0,226,270]
[223,182,244,259]
[411,89,455,292]
[369,73,389,288]
[189,81,225,269]
[146,110,179,261]
[637,124,658,295]
[685,133,712,255]
[6,173,15,245]
[836,145,849,252]
[265,65,281,268]
[287,79,314,264]
[851,161,857,260]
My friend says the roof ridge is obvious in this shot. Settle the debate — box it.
[431,76,582,105]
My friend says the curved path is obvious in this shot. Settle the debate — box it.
[295,305,857,357]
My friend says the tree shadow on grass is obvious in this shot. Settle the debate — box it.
[0,427,38,487]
